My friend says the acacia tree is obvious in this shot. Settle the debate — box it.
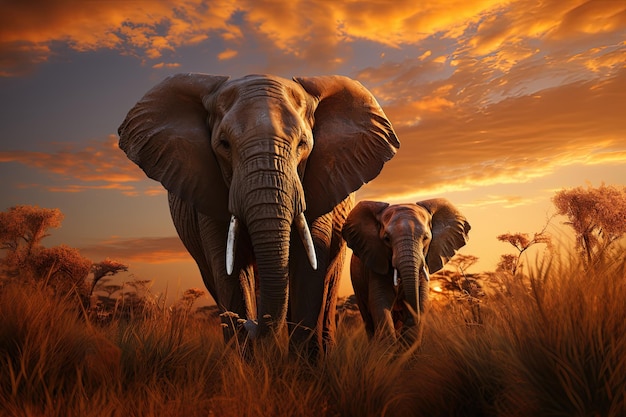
[436,254,481,296]
[34,245,93,297]
[497,227,552,275]
[0,205,94,300]
[174,287,207,315]
[553,184,626,266]
[448,254,479,276]
[90,259,129,297]
[0,205,64,277]
[438,254,484,324]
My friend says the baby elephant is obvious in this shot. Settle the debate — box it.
[342,199,470,344]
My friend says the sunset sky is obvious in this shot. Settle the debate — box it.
[1,0,625,302]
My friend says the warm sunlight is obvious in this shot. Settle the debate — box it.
[2,0,625,296]
[1,1,625,415]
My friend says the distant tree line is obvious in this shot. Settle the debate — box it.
[0,205,208,322]
[428,183,626,324]
[2,183,625,323]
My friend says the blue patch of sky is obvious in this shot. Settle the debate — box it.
[155,10,274,78]
[0,47,151,150]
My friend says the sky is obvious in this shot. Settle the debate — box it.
[1,0,625,303]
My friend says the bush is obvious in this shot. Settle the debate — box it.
[1,253,625,416]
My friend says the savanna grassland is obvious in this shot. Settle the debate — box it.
[1,251,625,417]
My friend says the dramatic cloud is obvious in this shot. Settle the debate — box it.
[359,68,626,202]
[3,69,623,205]
[4,1,623,76]
[460,194,545,209]
[2,0,624,207]
[1,0,238,75]
[0,135,162,196]
[80,236,191,264]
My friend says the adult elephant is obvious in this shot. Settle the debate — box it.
[342,199,470,345]
[118,73,399,354]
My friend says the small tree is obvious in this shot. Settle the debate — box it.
[447,254,479,276]
[496,254,518,276]
[90,259,129,297]
[0,205,63,277]
[435,254,479,298]
[0,206,94,302]
[174,287,206,315]
[32,244,92,296]
[97,281,125,299]
[497,228,551,275]
[439,254,483,324]
[553,184,626,266]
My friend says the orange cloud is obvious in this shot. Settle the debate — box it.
[5,0,623,77]
[152,62,181,69]
[358,69,626,203]
[2,1,624,207]
[0,135,140,182]
[1,0,238,75]
[549,0,626,40]
[460,195,543,209]
[80,236,192,264]
[468,1,626,58]
[218,49,238,60]
[45,184,137,194]
[0,135,161,196]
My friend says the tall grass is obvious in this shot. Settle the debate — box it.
[1,253,625,416]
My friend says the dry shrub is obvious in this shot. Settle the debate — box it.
[403,253,626,417]
[0,282,121,416]
[498,255,626,417]
[1,253,625,417]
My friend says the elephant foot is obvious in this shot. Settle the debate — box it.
[219,311,258,340]
[243,318,259,339]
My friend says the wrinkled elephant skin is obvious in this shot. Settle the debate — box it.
[118,73,399,355]
[343,199,470,345]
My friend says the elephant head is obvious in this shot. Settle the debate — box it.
[118,73,399,337]
[342,199,470,341]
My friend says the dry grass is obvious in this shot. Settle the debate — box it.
[1,253,625,417]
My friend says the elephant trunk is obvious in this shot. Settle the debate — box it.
[228,152,315,336]
[394,240,426,329]
[247,214,292,335]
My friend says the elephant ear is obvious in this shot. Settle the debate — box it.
[342,201,391,275]
[417,198,471,273]
[118,73,230,220]
[294,76,400,218]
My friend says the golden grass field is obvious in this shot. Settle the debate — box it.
[1,253,625,417]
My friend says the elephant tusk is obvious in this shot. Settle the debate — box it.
[393,269,399,287]
[226,215,239,275]
[422,265,430,282]
[294,212,317,270]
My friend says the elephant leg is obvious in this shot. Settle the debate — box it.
[196,213,252,342]
[350,256,376,338]
[288,211,333,357]
[367,272,397,341]
[169,194,218,299]
[321,246,345,349]
[170,195,257,344]
[321,195,353,349]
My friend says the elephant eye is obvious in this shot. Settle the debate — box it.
[297,136,309,150]
[219,136,231,150]
[297,132,311,150]
[383,234,391,245]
